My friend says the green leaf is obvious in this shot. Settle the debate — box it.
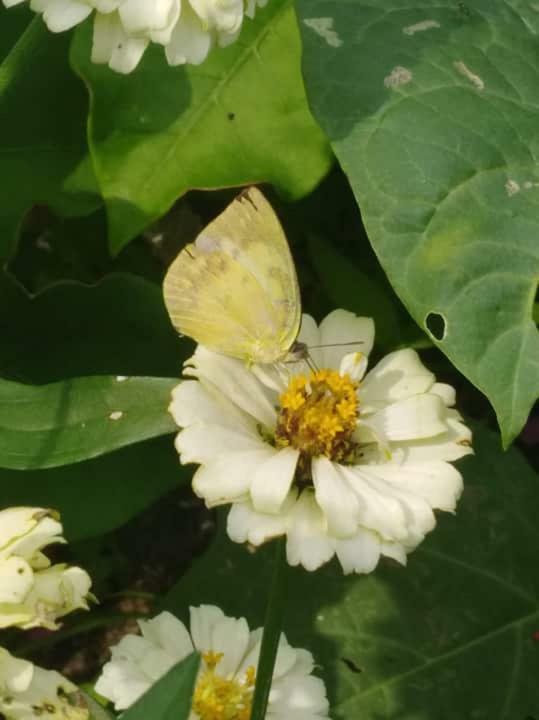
[165,423,539,719]
[0,14,98,259]
[308,235,424,350]
[0,375,177,470]
[70,1,332,254]
[0,435,185,542]
[297,0,539,446]
[0,4,31,60]
[121,652,200,720]
[0,272,189,383]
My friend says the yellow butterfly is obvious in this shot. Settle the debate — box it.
[163,187,302,365]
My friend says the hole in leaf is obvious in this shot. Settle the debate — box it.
[341,657,362,674]
[425,312,446,341]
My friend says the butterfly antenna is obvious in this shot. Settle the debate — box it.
[307,340,364,350]
[305,351,319,373]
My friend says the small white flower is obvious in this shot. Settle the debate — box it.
[170,309,473,574]
[2,0,270,73]
[3,0,120,31]
[0,507,93,630]
[95,607,330,718]
[0,646,88,720]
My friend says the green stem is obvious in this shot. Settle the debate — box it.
[250,538,288,720]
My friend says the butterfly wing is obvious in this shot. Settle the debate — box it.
[163,187,301,364]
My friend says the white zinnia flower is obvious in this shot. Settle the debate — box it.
[95,606,330,718]
[170,309,473,574]
[1,0,269,73]
[0,646,88,720]
[0,507,93,630]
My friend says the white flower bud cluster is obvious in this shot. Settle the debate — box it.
[0,507,93,631]
[2,0,268,73]
[0,507,92,719]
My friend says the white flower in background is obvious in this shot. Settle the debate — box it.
[0,646,88,720]
[0,507,93,630]
[1,0,120,31]
[95,606,330,719]
[170,309,473,575]
[1,0,269,74]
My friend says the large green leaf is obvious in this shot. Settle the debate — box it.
[0,13,98,259]
[121,652,199,720]
[0,436,185,542]
[165,424,539,719]
[297,0,539,446]
[0,272,189,383]
[0,375,176,470]
[70,1,332,253]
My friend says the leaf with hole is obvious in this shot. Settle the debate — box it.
[298,0,539,446]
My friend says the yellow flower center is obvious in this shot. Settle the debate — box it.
[275,369,359,463]
[192,651,256,720]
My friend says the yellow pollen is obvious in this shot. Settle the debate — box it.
[275,368,359,462]
[192,652,255,720]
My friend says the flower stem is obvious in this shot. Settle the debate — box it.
[250,537,288,720]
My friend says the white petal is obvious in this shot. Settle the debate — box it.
[251,447,299,514]
[334,528,381,575]
[286,493,336,571]
[209,616,250,676]
[269,672,329,714]
[169,379,253,433]
[216,26,241,47]
[319,310,374,370]
[92,0,121,11]
[340,351,368,382]
[190,605,226,653]
[190,0,243,34]
[360,349,435,412]
[387,415,473,464]
[192,448,277,506]
[175,423,262,465]
[430,382,456,407]
[363,393,449,443]
[109,36,148,73]
[227,501,289,546]
[312,457,360,537]
[365,462,463,513]
[0,557,34,602]
[338,465,409,540]
[0,508,56,556]
[380,541,407,564]
[139,611,193,661]
[357,466,436,543]
[92,11,149,73]
[95,656,151,709]
[91,11,121,63]
[185,347,276,427]
[165,4,212,65]
[30,0,92,30]
[119,0,179,36]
